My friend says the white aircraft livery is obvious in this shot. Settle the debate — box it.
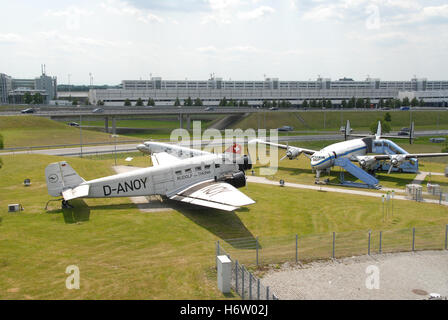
[250,121,448,188]
[45,142,254,211]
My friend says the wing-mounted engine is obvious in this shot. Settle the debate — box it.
[282,147,303,160]
[356,155,377,170]
[224,171,247,189]
[387,154,407,173]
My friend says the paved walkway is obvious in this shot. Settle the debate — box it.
[247,176,448,206]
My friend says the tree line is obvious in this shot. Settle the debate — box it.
[119,96,425,108]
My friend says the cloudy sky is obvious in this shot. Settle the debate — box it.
[1,0,447,84]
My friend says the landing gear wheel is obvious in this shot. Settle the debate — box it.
[62,200,73,209]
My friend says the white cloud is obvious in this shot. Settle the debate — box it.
[100,0,164,23]
[302,4,345,22]
[237,6,275,20]
[0,33,25,44]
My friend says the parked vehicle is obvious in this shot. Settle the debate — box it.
[92,108,104,113]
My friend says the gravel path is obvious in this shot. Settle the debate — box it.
[261,250,448,300]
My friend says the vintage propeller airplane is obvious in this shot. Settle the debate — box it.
[250,121,448,188]
[45,142,254,211]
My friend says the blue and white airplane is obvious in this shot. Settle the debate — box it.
[251,121,448,183]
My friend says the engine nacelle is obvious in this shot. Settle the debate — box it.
[286,147,302,160]
[357,156,377,169]
[238,155,252,171]
[225,171,247,189]
[389,154,406,167]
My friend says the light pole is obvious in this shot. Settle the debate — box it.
[111,134,119,166]
[79,114,83,158]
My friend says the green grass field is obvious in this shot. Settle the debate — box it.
[1,152,448,299]
[0,116,136,148]
[234,110,448,132]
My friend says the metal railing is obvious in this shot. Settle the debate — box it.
[219,225,448,267]
[216,241,279,300]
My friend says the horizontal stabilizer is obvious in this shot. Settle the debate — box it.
[62,184,90,201]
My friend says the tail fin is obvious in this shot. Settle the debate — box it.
[345,120,351,140]
[375,121,382,139]
[45,161,85,197]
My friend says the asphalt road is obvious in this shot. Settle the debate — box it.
[1,130,447,156]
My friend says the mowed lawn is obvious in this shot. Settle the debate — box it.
[0,116,135,148]
[234,110,448,131]
[1,154,448,299]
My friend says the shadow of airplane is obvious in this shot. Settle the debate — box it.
[47,199,91,224]
[54,197,257,248]
[164,199,258,249]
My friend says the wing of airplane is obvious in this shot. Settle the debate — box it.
[356,152,448,173]
[151,152,184,166]
[168,179,255,211]
[365,153,448,161]
[249,139,317,160]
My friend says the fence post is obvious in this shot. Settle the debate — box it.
[256,237,259,266]
[257,278,260,300]
[295,234,298,264]
[266,286,270,300]
[332,232,336,259]
[412,227,415,251]
[242,267,245,300]
[445,225,447,250]
[379,231,382,254]
[235,260,239,294]
[249,273,252,300]
[368,231,371,255]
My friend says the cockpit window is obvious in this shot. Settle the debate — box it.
[312,155,326,161]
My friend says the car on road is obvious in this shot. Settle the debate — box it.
[269,107,279,111]
[21,108,35,114]
[398,127,410,136]
[92,108,104,113]
[67,122,80,127]
[277,126,294,132]
[400,106,410,111]
[204,107,215,111]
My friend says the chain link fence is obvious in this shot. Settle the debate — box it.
[219,224,448,268]
[216,242,279,300]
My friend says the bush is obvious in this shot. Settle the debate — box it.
[370,119,391,134]
[0,133,3,149]
[0,157,2,169]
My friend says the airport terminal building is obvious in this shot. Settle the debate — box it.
[89,77,448,107]
[0,68,57,104]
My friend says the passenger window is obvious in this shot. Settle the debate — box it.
[195,166,202,171]
[204,165,211,170]
[215,164,220,168]
[185,168,192,173]
[175,170,182,175]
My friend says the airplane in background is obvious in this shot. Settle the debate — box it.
[250,121,448,188]
[45,142,254,211]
